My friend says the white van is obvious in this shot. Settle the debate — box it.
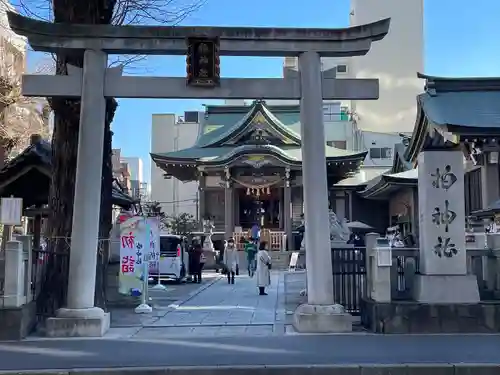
[149,234,189,283]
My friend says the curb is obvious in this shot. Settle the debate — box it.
[1,364,500,375]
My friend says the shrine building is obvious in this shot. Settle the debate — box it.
[151,99,367,249]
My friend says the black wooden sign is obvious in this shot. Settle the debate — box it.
[186,37,220,87]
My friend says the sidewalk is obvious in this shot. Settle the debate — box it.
[107,271,285,339]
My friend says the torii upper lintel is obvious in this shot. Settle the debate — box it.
[7,11,390,57]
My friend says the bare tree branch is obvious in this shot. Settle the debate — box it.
[0,29,49,157]
[2,0,206,73]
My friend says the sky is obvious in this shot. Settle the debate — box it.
[25,0,500,183]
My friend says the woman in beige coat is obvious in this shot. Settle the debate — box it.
[256,241,271,295]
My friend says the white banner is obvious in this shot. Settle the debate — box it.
[147,217,161,274]
[119,216,151,296]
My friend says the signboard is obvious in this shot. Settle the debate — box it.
[186,36,220,87]
[147,217,161,275]
[0,197,23,225]
[119,216,152,296]
[289,251,299,271]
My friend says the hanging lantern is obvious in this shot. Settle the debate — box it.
[266,187,271,195]
[246,188,250,195]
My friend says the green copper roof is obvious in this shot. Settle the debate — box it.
[152,144,366,164]
[196,100,301,147]
[151,99,367,169]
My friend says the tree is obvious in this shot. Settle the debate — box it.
[5,0,206,310]
[165,213,198,238]
[0,35,49,166]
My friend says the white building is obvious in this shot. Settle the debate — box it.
[283,0,423,134]
[349,0,424,132]
[121,156,144,199]
[121,157,143,182]
[150,112,202,217]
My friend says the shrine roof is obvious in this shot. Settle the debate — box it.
[0,140,136,208]
[332,167,389,190]
[358,168,417,200]
[195,100,302,147]
[151,100,367,180]
[151,143,366,165]
[471,199,500,218]
[405,73,500,163]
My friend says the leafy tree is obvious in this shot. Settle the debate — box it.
[165,213,198,238]
[5,0,205,310]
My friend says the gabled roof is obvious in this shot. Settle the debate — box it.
[151,100,367,181]
[196,100,301,147]
[405,73,500,164]
[0,140,136,208]
[356,141,417,199]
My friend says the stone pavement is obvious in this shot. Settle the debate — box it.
[107,271,285,339]
[109,271,222,329]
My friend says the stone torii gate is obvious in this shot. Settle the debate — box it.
[8,12,389,336]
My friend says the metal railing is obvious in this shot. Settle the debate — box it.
[388,247,500,301]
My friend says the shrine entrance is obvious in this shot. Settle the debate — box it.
[239,188,281,230]
[8,10,389,335]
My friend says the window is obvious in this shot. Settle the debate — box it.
[327,140,347,149]
[323,103,340,122]
[369,147,392,159]
[336,64,347,73]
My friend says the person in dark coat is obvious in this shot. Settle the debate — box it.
[192,243,204,283]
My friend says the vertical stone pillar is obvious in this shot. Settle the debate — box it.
[48,49,110,336]
[224,167,234,240]
[415,149,479,303]
[3,241,25,307]
[283,168,293,250]
[293,51,351,333]
[198,169,206,229]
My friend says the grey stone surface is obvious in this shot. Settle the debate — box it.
[103,271,283,339]
[414,274,480,303]
[0,301,36,340]
[8,12,390,57]
[293,304,352,333]
[362,298,500,333]
[45,312,110,338]
[284,270,307,306]
[149,272,280,329]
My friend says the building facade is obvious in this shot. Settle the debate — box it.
[151,100,367,249]
[283,0,424,133]
[349,0,424,132]
[121,156,143,199]
[151,112,202,217]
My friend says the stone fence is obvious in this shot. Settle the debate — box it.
[0,236,36,340]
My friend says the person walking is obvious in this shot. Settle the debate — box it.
[256,241,272,295]
[251,222,261,243]
[224,238,239,284]
[244,237,258,277]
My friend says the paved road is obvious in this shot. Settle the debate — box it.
[1,334,500,370]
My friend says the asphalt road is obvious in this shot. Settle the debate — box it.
[1,334,500,370]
